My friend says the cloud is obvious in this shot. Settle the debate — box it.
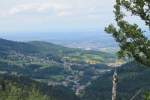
[0,0,114,17]
[0,0,116,33]
[8,3,54,15]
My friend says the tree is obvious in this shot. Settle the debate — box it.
[144,92,150,100]
[105,0,150,66]
[27,88,49,100]
[0,83,50,100]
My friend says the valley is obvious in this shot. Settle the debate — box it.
[0,38,115,95]
[0,38,149,100]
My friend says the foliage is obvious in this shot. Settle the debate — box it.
[105,0,150,66]
[81,62,150,100]
[144,92,150,100]
[0,74,80,100]
[0,83,49,100]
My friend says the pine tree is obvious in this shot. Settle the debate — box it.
[105,0,150,66]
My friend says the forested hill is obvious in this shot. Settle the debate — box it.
[0,38,150,100]
[81,62,150,100]
[0,74,80,100]
[0,38,115,64]
[0,38,114,95]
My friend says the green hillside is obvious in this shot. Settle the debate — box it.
[29,41,116,64]
[0,74,79,100]
[0,38,150,100]
[0,38,116,64]
[0,38,114,94]
[81,62,150,100]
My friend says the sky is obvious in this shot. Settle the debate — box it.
[0,0,148,42]
[0,0,115,34]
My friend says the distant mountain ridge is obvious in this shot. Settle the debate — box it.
[0,38,116,63]
[0,32,118,52]
[0,38,39,55]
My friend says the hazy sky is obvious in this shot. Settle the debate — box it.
[0,0,115,33]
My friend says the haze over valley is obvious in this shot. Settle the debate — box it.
[0,31,118,53]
